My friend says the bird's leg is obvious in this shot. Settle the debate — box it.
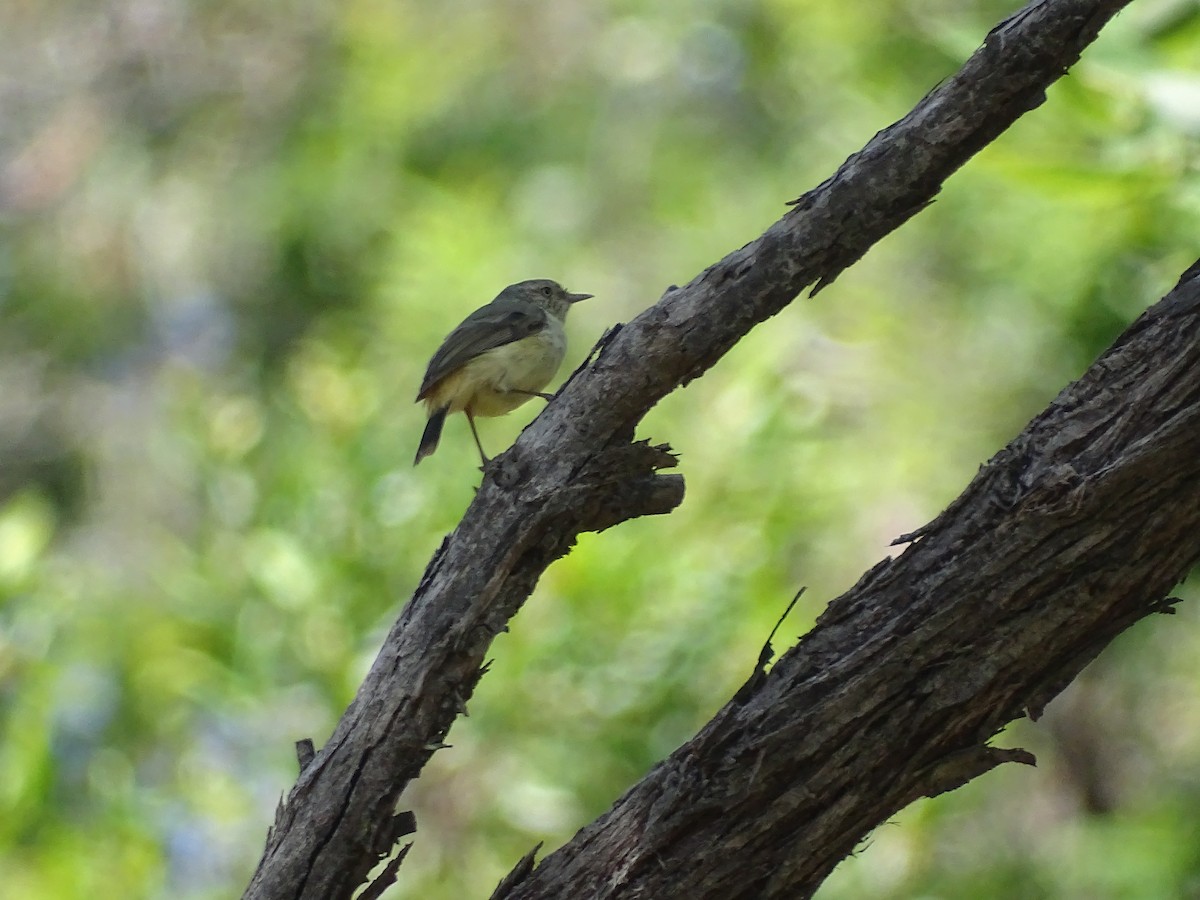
[508,388,557,402]
[465,409,490,467]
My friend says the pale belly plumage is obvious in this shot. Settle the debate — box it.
[430,323,567,417]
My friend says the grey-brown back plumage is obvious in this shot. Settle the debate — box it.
[415,298,550,401]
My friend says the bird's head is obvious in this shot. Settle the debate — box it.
[499,279,592,321]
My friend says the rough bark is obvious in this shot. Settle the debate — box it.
[495,263,1200,899]
[241,0,1137,897]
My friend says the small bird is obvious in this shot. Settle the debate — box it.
[414,279,592,466]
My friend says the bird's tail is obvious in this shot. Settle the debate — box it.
[414,406,448,465]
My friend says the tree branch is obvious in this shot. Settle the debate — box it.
[241,0,1136,897]
[494,260,1200,898]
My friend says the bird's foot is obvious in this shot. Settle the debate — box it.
[509,389,556,402]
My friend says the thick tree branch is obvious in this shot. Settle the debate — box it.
[496,262,1200,899]
[242,1,1134,897]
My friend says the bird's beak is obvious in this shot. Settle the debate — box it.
[568,292,594,304]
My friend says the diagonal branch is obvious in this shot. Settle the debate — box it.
[241,1,1135,897]
[494,261,1200,899]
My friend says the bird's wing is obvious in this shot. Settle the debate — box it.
[416,299,549,400]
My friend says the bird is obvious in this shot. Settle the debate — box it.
[414,279,592,466]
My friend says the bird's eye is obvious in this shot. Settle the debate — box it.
[541,285,552,296]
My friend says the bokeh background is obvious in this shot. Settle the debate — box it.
[2,0,1200,897]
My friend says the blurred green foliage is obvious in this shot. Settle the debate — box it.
[1,0,1199,897]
